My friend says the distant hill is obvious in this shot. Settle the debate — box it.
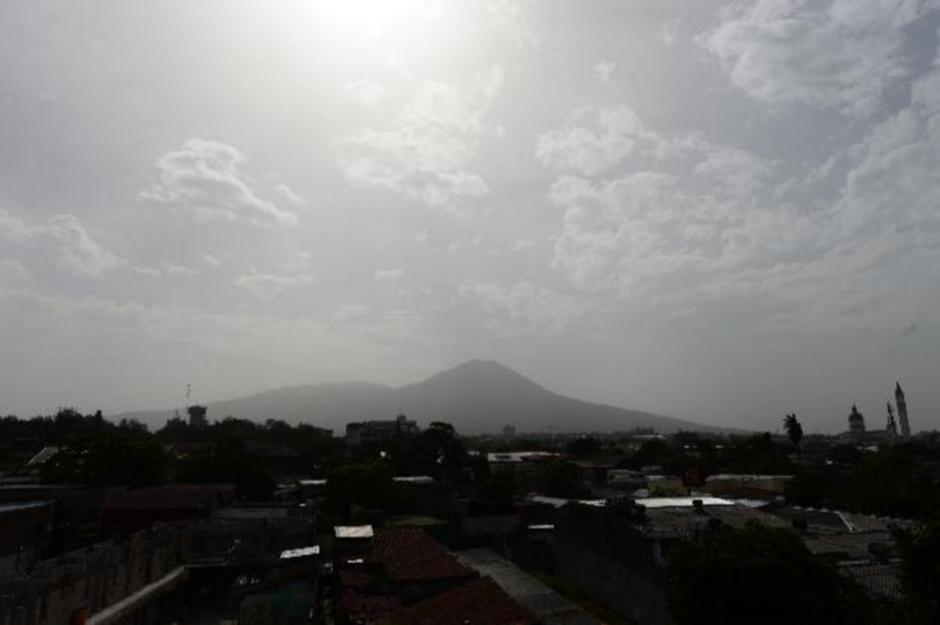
[115,359,721,435]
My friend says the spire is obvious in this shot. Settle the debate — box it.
[895,381,910,438]
[886,402,898,438]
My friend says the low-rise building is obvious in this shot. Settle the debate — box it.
[346,414,419,446]
[336,527,535,625]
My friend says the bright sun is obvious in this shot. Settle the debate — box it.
[294,0,444,52]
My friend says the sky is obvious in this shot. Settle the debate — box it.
[1,0,939,434]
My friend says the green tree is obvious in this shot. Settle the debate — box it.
[325,461,399,512]
[565,436,602,457]
[895,521,940,624]
[667,522,873,625]
[784,413,804,449]
[472,471,515,514]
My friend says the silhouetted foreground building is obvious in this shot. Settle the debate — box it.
[0,507,322,625]
[0,524,191,625]
[101,484,235,535]
[0,501,52,575]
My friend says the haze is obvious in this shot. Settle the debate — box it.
[1,0,939,434]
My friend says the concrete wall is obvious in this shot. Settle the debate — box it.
[0,525,192,625]
[554,505,673,625]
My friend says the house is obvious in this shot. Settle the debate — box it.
[767,505,915,599]
[101,484,235,534]
[393,576,536,625]
[336,527,534,625]
[569,457,629,485]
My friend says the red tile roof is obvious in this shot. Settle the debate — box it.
[340,588,402,623]
[372,528,474,583]
[339,567,377,589]
[395,577,537,625]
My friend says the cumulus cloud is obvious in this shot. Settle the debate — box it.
[45,214,122,277]
[203,254,222,267]
[140,138,298,226]
[539,103,784,301]
[0,259,34,289]
[0,208,32,242]
[700,0,940,117]
[458,280,584,336]
[343,80,388,107]
[235,271,316,298]
[1,209,125,279]
[336,66,504,208]
[542,55,940,333]
[594,61,616,83]
[536,106,652,176]
[693,144,774,195]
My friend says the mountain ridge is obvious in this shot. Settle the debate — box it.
[114,359,723,435]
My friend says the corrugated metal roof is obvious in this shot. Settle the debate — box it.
[634,496,734,508]
[0,500,50,514]
[335,525,374,539]
[393,476,435,484]
[527,495,606,508]
[279,545,320,559]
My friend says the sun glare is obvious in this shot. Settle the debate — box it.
[291,0,444,53]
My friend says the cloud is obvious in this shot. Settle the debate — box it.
[659,17,681,46]
[235,271,316,298]
[0,208,33,242]
[45,214,122,277]
[131,266,162,278]
[485,0,540,50]
[343,80,388,107]
[373,268,405,280]
[203,254,222,267]
[540,102,785,302]
[162,262,200,277]
[700,0,939,117]
[336,66,504,208]
[458,280,585,336]
[131,261,202,279]
[536,106,651,176]
[140,138,298,226]
[274,183,305,205]
[332,303,370,323]
[594,61,616,83]
[693,144,774,195]
[542,56,940,334]
[0,259,34,289]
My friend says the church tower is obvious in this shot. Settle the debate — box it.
[848,404,866,438]
[895,382,910,438]
[886,403,898,439]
